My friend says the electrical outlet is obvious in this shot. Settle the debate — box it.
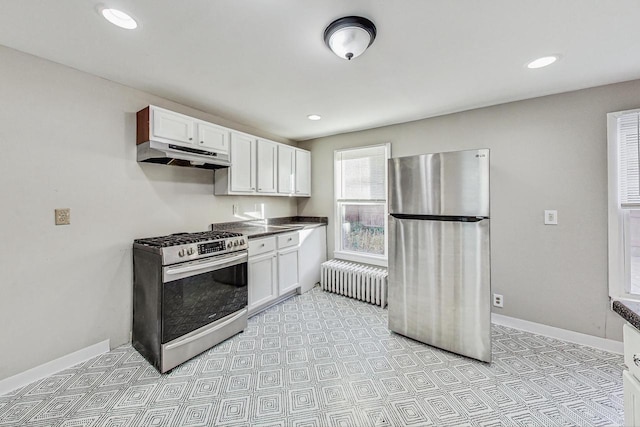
[493,293,504,308]
[232,204,238,215]
[544,210,558,225]
[55,208,70,225]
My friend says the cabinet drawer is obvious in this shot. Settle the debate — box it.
[277,232,299,249]
[249,237,276,257]
[624,324,640,380]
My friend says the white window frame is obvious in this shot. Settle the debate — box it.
[608,108,640,301]
[334,143,391,267]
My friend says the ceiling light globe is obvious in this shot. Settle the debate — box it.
[324,16,376,61]
[328,26,371,60]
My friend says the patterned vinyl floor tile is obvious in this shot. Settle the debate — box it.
[0,287,625,426]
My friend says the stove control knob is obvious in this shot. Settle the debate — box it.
[227,241,233,249]
[178,249,186,257]
[233,240,239,247]
[240,239,245,246]
[187,247,195,255]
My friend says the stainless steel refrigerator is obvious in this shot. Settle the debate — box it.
[387,148,491,362]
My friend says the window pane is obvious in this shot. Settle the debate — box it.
[619,113,640,207]
[630,210,640,294]
[337,148,386,200]
[340,204,385,255]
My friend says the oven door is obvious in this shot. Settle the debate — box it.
[161,251,248,344]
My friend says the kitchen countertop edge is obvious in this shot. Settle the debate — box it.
[612,300,640,331]
[211,216,328,239]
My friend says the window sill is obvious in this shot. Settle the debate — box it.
[334,251,388,268]
[611,294,640,305]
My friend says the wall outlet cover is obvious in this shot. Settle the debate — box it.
[55,208,70,225]
[544,210,558,225]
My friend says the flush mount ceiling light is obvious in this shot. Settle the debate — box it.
[324,16,376,60]
[307,114,322,121]
[101,8,138,29]
[526,55,558,69]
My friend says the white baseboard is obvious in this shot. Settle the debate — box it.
[0,339,110,396]
[492,313,623,354]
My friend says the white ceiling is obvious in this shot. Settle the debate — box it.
[1,1,640,141]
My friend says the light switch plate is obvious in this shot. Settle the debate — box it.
[544,210,558,225]
[55,208,70,225]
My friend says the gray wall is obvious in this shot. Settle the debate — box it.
[298,81,640,342]
[0,46,297,381]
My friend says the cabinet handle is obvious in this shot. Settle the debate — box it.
[200,141,204,144]
[634,355,640,367]
[260,244,265,247]
[189,137,193,140]
[288,238,292,241]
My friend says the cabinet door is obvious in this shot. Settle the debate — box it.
[248,253,278,314]
[196,121,229,153]
[257,139,277,193]
[278,248,299,295]
[230,132,256,193]
[278,145,295,194]
[295,149,311,196]
[151,107,194,146]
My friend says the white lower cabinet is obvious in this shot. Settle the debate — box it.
[247,252,277,313]
[248,232,300,316]
[624,324,640,426]
[625,370,640,426]
[297,225,327,294]
[278,247,299,294]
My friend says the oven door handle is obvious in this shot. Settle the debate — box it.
[165,252,248,276]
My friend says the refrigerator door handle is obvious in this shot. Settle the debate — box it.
[389,213,487,222]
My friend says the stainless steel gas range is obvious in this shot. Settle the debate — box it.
[132,230,248,373]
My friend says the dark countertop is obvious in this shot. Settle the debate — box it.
[613,300,640,331]
[211,216,328,239]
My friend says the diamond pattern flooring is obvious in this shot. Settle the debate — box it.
[0,287,625,426]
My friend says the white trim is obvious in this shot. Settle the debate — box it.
[334,250,388,267]
[492,313,622,354]
[608,108,640,300]
[608,110,627,299]
[0,339,110,396]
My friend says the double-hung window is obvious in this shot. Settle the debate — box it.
[608,109,640,300]
[334,143,390,267]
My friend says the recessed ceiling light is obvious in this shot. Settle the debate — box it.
[526,55,558,69]
[307,114,322,121]
[101,8,138,29]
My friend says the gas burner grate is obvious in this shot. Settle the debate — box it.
[135,230,244,247]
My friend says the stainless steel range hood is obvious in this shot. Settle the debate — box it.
[137,140,231,170]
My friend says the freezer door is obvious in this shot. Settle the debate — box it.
[388,216,491,362]
[388,149,489,217]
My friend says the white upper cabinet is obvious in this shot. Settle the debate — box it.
[215,138,311,197]
[229,132,256,193]
[151,107,195,146]
[278,145,295,195]
[147,106,230,155]
[141,106,310,197]
[257,139,277,193]
[295,149,311,196]
[196,122,229,153]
